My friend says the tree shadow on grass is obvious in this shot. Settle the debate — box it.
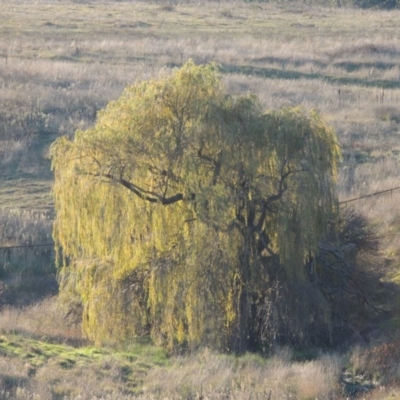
[0,373,29,393]
[167,61,400,89]
[221,63,400,89]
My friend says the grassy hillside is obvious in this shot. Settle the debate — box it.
[3,298,400,399]
[2,0,400,221]
[0,297,386,399]
[2,0,400,398]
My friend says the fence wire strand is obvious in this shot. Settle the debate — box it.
[1,186,400,250]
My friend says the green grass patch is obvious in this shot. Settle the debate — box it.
[0,333,168,395]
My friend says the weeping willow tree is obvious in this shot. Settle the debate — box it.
[51,60,341,353]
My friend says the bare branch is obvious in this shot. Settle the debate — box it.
[92,172,184,205]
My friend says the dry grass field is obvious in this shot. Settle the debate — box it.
[2,0,400,398]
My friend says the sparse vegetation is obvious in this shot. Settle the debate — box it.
[2,0,400,398]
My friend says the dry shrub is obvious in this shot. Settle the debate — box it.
[358,340,400,384]
[292,355,343,399]
[141,349,343,399]
[220,10,234,18]
[32,361,130,400]
[0,357,31,399]
[0,297,83,346]
[158,4,176,12]
[0,354,137,400]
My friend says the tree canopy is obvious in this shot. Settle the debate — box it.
[51,60,342,353]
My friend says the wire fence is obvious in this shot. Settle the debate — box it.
[339,185,400,206]
[0,242,55,277]
[0,243,54,250]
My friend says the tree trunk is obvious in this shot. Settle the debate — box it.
[230,231,254,354]
[230,280,250,354]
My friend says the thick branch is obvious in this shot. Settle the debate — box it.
[100,173,184,205]
[255,167,306,230]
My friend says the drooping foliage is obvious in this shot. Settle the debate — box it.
[51,60,342,353]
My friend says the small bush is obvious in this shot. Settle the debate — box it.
[350,340,400,385]
[158,4,175,12]
[375,107,400,124]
